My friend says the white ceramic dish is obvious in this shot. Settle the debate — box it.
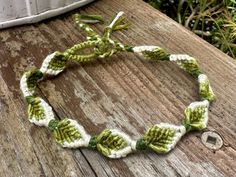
[0,0,95,29]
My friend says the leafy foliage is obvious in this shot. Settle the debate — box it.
[145,0,236,59]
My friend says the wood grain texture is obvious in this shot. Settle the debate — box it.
[0,0,235,176]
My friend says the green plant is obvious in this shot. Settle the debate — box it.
[145,0,236,59]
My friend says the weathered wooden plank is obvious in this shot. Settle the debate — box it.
[0,0,235,176]
[0,33,96,177]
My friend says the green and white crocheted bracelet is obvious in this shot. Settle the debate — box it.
[20,12,215,158]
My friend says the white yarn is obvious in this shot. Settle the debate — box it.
[109,146,132,158]
[85,27,92,32]
[108,11,124,28]
[19,11,215,158]
[118,43,125,49]
[198,74,208,83]
[108,39,115,45]
[132,46,160,53]
[188,100,209,109]
[107,129,135,158]
[188,100,209,127]
[29,98,55,127]
[130,141,137,151]
[198,74,214,101]
[40,52,64,76]
[20,74,33,97]
[61,119,91,148]
[169,54,194,61]
[156,123,186,151]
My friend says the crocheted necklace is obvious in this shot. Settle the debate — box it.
[20,12,215,158]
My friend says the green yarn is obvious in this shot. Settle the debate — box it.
[183,106,207,132]
[25,96,35,104]
[64,41,99,56]
[141,125,176,153]
[109,14,129,31]
[115,43,133,52]
[50,118,82,145]
[199,80,215,102]
[96,129,128,157]
[62,12,132,63]
[27,97,45,121]
[25,69,43,93]
[48,119,59,131]
[136,138,148,150]
[88,135,98,150]
[176,59,202,78]
[143,48,169,61]
[75,14,104,24]
[20,11,216,158]
[67,53,98,62]
[48,52,68,71]
[74,14,103,39]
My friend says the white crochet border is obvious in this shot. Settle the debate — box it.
[29,98,55,127]
[169,54,194,61]
[132,45,160,54]
[20,73,33,97]
[19,11,214,158]
[188,100,209,128]
[153,123,186,152]
[40,52,64,76]
[61,119,91,148]
[107,129,136,158]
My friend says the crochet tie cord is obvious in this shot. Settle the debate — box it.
[20,11,215,158]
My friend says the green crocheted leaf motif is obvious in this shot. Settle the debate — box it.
[26,96,54,126]
[198,74,215,102]
[95,129,131,157]
[25,69,43,93]
[199,82,215,102]
[27,96,45,121]
[177,58,202,78]
[49,119,82,146]
[183,100,209,131]
[48,118,91,148]
[143,48,169,61]
[48,52,68,71]
[138,124,178,153]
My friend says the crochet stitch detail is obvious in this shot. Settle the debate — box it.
[20,12,215,158]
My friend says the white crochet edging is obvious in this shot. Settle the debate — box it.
[20,74,33,97]
[198,73,214,94]
[132,46,160,54]
[156,123,186,151]
[169,54,194,61]
[61,119,91,148]
[29,98,55,127]
[188,100,209,127]
[40,52,64,76]
[198,74,208,83]
[107,129,135,158]
[198,74,214,101]
[188,100,209,109]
